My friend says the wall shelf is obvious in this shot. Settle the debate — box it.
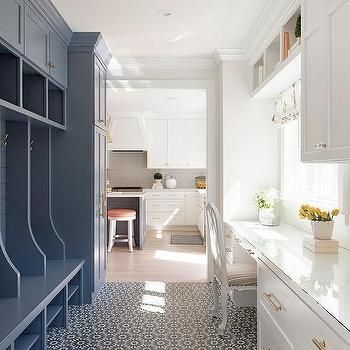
[48,81,65,125]
[252,47,301,98]
[251,6,301,98]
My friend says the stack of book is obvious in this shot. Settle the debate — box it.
[303,236,339,254]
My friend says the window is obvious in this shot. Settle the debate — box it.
[281,119,338,206]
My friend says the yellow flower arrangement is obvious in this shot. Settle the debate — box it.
[299,204,340,222]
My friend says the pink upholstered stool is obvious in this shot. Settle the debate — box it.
[108,209,136,253]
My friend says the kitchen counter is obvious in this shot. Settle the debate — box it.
[225,220,350,336]
[107,191,146,198]
[144,188,206,194]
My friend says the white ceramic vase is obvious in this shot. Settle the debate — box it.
[165,176,177,189]
[259,207,279,226]
[311,221,334,240]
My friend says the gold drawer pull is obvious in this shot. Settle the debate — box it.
[312,338,326,350]
[262,347,270,350]
[264,292,282,312]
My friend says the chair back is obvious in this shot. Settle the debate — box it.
[206,202,228,286]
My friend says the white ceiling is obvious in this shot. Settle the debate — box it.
[107,88,206,118]
[52,0,269,58]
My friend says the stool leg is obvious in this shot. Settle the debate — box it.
[128,220,134,253]
[108,219,116,252]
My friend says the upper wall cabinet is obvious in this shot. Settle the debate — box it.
[25,5,49,74]
[302,0,350,162]
[147,119,206,169]
[49,31,67,87]
[0,0,24,53]
[24,4,68,88]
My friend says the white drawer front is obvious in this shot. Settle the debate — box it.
[298,299,350,350]
[147,212,185,226]
[258,261,298,347]
[147,200,185,213]
[259,306,294,350]
[146,192,186,200]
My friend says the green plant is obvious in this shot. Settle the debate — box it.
[154,172,163,180]
[253,188,280,209]
[295,14,301,38]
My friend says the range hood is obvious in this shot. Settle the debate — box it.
[108,117,147,152]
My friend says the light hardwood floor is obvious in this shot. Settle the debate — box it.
[106,230,207,282]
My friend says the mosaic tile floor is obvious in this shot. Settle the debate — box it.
[47,282,257,350]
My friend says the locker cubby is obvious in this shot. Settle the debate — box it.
[48,81,64,125]
[0,43,19,106]
[22,63,46,117]
[46,289,66,329]
[30,127,65,260]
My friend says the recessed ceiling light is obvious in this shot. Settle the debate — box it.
[159,9,172,17]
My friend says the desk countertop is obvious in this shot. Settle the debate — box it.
[225,221,350,333]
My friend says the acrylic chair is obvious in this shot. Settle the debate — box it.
[206,202,257,335]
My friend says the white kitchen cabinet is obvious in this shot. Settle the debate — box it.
[186,120,206,169]
[168,120,187,168]
[302,0,350,161]
[185,192,197,225]
[146,190,202,228]
[147,119,206,169]
[147,120,168,168]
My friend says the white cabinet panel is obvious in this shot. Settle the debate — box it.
[302,26,328,158]
[329,1,350,151]
[185,193,197,225]
[168,120,187,168]
[186,120,206,169]
[147,120,167,168]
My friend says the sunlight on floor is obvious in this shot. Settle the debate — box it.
[154,250,206,265]
[142,294,165,307]
[141,304,165,314]
[145,281,166,294]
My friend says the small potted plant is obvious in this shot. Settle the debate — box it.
[253,188,280,226]
[299,204,340,240]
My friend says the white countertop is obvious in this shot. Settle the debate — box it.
[226,220,350,333]
[107,191,146,198]
[144,188,206,194]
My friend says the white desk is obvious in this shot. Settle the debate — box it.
[225,221,350,348]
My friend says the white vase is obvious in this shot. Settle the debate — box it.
[165,176,177,189]
[311,221,334,240]
[259,208,279,226]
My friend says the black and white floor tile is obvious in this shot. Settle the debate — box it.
[47,282,257,350]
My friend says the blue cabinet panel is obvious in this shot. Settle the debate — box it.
[24,5,49,74]
[49,31,67,88]
[0,0,24,53]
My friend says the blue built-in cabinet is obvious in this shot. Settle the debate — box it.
[52,33,111,303]
[0,0,91,349]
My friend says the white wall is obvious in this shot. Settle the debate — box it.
[219,60,280,221]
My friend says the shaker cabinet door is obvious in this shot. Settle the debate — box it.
[147,120,168,168]
[0,0,24,52]
[186,120,206,169]
[94,58,107,130]
[168,120,186,168]
[49,31,67,88]
[25,6,49,73]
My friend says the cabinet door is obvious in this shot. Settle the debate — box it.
[186,120,206,169]
[168,120,186,168]
[94,128,107,293]
[185,193,197,225]
[0,0,24,52]
[301,0,329,161]
[147,120,167,168]
[94,58,106,130]
[328,0,350,159]
[25,6,49,73]
[49,31,67,88]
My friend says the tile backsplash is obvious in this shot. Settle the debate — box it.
[108,152,206,189]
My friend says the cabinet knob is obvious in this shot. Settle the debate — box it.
[314,143,327,150]
[48,63,56,69]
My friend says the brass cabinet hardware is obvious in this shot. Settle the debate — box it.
[262,347,270,350]
[48,62,56,69]
[312,338,326,350]
[263,292,282,311]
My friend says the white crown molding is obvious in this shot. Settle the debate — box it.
[108,57,217,76]
[214,49,245,65]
